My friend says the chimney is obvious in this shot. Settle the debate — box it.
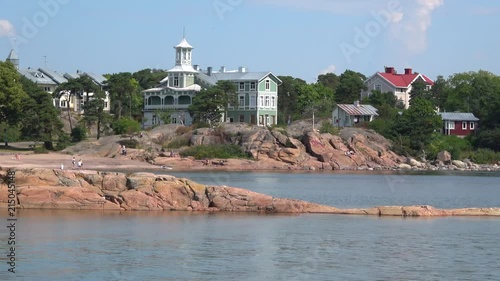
[238,66,246,73]
[207,67,212,76]
[220,66,226,73]
[385,66,395,74]
[404,68,413,75]
[193,65,200,71]
[354,100,360,108]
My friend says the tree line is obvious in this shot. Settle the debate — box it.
[1,58,499,161]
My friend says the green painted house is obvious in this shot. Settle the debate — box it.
[197,68,282,126]
[142,37,281,127]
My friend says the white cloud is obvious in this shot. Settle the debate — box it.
[391,0,444,53]
[319,64,337,75]
[0,19,15,37]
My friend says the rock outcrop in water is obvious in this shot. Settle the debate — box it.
[1,168,499,217]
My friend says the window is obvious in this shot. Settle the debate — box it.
[470,122,475,130]
[271,96,276,107]
[250,82,256,90]
[239,115,245,122]
[152,115,158,125]
[239,96,245,107]
[259,96,264,107]
[265,96,270,107]
[250,95,256,107]
[60,100,67,108]
[398,88,405,92]
[462,122,467,130]
[173,76,179,87]
[448,122,455,130]
[104,102,108,109]
[375,84,381,91]
[265,79,270,91]
[239,82,245,91]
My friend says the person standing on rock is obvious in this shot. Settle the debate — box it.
[77,159,83,169]
[72,156,76,169]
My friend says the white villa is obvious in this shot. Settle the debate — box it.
[142,37,281,128]
[361,66,434,109]
[5,49,110,114]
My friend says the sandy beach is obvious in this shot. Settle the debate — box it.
[0,152,163,172]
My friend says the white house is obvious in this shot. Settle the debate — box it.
[361,66,434,108]
[332,101,378,127]
[5,49,110,113]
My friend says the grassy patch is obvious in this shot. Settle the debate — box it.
[180,144,249,160]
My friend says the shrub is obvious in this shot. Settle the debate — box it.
[33,146,49,154]
[0,123,21,143]
[71,126,87,142]
[175,126,192,136]
[164,136,190,149]
[180,144,248,159]
[463,149,500,164]
[112,118,141,135]
[319,121,339,135]
[427,134,472,160]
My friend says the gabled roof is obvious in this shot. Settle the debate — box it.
[377,72,434,88]
[83,72,107,86]
[38,68,68,84]
[18,69,57,85]
[438,112,479,122]
[336,104,378,116]
[175,37,193,49]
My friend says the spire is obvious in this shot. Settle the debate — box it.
[6,49,19,70]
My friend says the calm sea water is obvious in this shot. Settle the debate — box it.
[0,172,499,280]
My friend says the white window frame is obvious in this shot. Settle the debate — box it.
[265,79,270,91]
[173,76,179,87]
[375,84,381,91]
[265,96,270,107]
[250,82,256,90]
[239,96,245,107]
[239,82,245,91]
[470,122,475,130]
[448,121,455,130]
[271,96,276,107]
[259,96,264,107]
[462,121,467,130]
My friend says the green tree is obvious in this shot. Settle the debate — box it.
[0,61,29,126]
[365,90,397,108]
[132,69,168,90]
[277,76,307,124]
[317,72,340,93]
[409,79,429,106]
[112,117,141,135]
[217,80,238,121]
[394,97,442,152]
[106,72,140,119]
[80,89,112,140]
[188,87,225,125]
[19,77,67,149]
[428,75,449,111]
[335,70,367,104]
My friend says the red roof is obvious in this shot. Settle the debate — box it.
[378,72,434,88]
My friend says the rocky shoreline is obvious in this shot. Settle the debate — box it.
[1,168,499,217]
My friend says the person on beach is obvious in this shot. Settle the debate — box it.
[72,156,76,168]
[77,159,83,169]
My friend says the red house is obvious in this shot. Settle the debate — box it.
[438,112,479,137]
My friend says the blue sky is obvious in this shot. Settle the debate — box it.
[1,0,499,82]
